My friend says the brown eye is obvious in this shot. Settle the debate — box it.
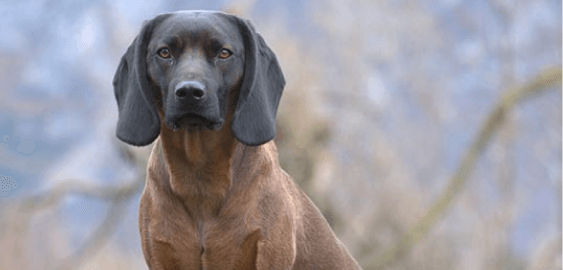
[158,48,171,59]
[218,48,232,59]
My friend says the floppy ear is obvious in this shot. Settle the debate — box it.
[230,17,286,146]
[113,14,171,146]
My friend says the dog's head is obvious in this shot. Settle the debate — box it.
[113,11,285,146]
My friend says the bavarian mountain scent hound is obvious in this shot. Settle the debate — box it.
[113,10,362,270]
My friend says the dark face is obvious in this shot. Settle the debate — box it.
[114,10,285,147]
[147,12,245,131]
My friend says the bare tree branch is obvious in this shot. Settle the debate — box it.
[0,141,147,270]
[367,67,562,269]
[54,178,143,270]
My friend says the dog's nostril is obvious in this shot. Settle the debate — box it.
[176,88,188,99]
[192,88,205,99]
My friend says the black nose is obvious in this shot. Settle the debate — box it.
[174,81,206,101]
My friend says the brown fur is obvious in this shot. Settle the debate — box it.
[140,134,361,269]
[140,111,361,268]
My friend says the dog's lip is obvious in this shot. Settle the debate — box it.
[166,113,223,131]
[178,113,209,124]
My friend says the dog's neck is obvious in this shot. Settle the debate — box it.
[155,123,275,219]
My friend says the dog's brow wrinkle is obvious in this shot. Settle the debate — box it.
[175,35,184,46]
[162,35,184,48]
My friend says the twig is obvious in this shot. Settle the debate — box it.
[366,67,562,269]
[0,141,147,270]
[54,178,143,270]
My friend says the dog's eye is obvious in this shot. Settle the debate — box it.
[157,48,171,59]
[218,48,232,59]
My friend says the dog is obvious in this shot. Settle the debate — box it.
[113,10,362,270]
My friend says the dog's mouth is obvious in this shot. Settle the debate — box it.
[166,113,223,131]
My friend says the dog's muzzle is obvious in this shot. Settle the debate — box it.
[164,81,223,131]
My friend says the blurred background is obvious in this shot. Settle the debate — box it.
[0,0,561,269]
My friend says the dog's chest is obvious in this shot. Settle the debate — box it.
[145,204,260,270]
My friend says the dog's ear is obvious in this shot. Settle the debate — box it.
[113,14,171,146]
[230,17,285,146]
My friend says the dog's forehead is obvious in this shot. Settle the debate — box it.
[153,11,237,40]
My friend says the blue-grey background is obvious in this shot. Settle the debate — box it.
[0,0,561,269]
